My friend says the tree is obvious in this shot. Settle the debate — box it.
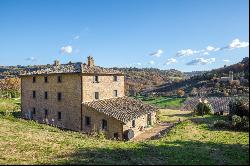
[223,89,229,97]
[177,89,185,97]
[0,78,21,98]
[230,80,240,88]
[190,87,198,96]
[215,82,220,88]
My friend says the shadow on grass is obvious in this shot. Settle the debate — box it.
[163,112,194,118]
[0,110,21,118]
[53,140,249,165]
[190,115,226,124]
[190,115,249,132]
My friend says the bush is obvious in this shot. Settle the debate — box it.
[229,98,249,118]
[213,120,230,129]
[195,101,213,116]
[232,115,241,126]
[232,115,249,131]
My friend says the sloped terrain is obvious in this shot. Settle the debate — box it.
[0,99,248,165]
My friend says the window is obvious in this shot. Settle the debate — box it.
[44,91,48,99]
[85,116,91,126]
[57,76,62,83]
[102,119,108,130]
[44,76,48,83]
[113,75,118,82]
[94,75,99,83]
[58,112,61,121]
[32,107,36,115]
[44,109,48,118]
[32,91,36,98]
[57,92,62,101]
[113,90,118,97]
[95,92,99,100]
[32,76,36,83]
[147,113,152,126]
[132,120,136,128]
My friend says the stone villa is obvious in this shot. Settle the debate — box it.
[20,56,158,140]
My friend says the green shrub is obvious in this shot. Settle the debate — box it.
[232,115,249,131]
[232,115,241,126]
[91,130,106,140]
[195,102,213,116]
[229,98,249,118]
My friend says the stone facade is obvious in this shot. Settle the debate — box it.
[123,111,157,138]
[82,75,125,102]
[21,73,82,131]
[82,105,124,139]
[82,104,157,140]
[21,57,158,140]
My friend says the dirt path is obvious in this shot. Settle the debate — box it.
[132,122,174,142]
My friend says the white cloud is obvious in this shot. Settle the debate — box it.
[148,60,155,65]
[223,59,230,62]
[165,58,177,65]
[203,52,209,55]
[137,62,142,66]
[186,58,215,65]
[228,38,249,49]
[176,49,199,57]
[176,38,248,58]
[60,45,73,54]
[73,35,80,40]
[206,46,221,52]
[149,49,163,57]
[206,46,215,51]
[25,57,36,61]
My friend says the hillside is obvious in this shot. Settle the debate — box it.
[144,57,249,97]
[0,98,249,165]
[112,67,184,95]
[0,64,185,96]
[0,57,248,97]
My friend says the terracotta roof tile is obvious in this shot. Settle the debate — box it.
[83,97,158,123]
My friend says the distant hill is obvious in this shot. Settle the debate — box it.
[143,57,249,97]
[1,57,248,97]
[210,57,249,77]
[0,63,185,96]
[111,67,185,95]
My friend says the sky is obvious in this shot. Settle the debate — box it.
[0,0,249,72]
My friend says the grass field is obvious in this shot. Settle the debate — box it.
[158,109,193,122]
[0,98,249,165]
[138,96,186,109]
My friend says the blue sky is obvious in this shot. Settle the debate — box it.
[0,0,249,72]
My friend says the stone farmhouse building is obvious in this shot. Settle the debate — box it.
[20,56,158,140]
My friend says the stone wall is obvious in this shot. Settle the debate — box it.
[21,73,157,140]
[82,104,124,139]
[82,75,125,102]
[123,112,157,138]
[21,74,82,131]
[82,103,157,139]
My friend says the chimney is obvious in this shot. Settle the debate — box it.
[87,56,94,67]
[54,60,60,66]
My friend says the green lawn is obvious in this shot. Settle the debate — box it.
[0,98,20,116]
[0,98,249,165]
[158,109,193,122]
[139,96,186,109]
